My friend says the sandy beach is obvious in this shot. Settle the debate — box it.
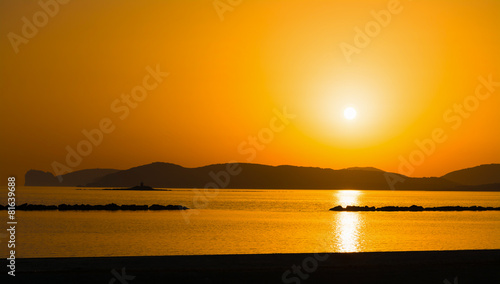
[9,249,500,283]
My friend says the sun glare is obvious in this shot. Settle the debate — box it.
[344,107,357,120]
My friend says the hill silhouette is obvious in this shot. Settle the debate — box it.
[80,162,455,190]
[441,164,500,185]
[343,167,384,172]
[25,168,119,186]
[24,162,499,190]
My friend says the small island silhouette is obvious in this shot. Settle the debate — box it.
[102,182,170,191]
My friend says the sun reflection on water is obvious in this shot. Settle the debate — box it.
[335,190,362,207]
[336,212,361,252]
[332,190,364,252]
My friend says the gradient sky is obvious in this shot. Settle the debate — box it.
[1,0,499,184]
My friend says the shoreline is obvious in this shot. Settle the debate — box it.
[12,250,500,283]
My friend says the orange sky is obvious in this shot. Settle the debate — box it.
[1,0,499,183]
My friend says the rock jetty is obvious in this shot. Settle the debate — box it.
[0,203,188,211]
[329,205,500,212]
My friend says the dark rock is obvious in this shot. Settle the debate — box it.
[1,203,189,211]
[329,205,500,212]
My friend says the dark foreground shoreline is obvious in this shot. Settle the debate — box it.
[10,250,500,283]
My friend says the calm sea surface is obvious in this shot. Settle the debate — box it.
[1,187,499,258]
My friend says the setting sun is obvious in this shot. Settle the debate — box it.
[344,107,357,120]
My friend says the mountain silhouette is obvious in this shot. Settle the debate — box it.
[24,162,500,190]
